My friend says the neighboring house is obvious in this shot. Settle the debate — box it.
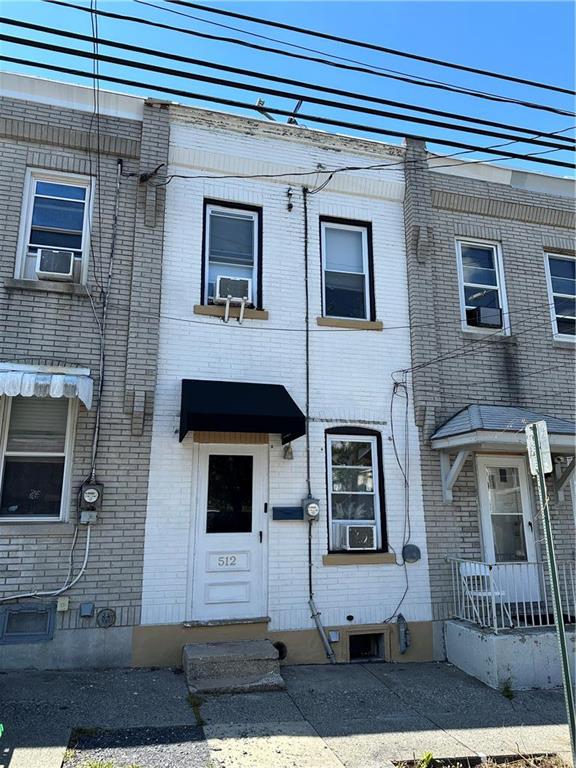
[404,139,576,688]
[0,73,168,668]
[136,106,434,667]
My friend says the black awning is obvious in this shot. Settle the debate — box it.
[179,379,306,444]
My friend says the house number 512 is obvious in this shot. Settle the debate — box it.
[217,555,237,567]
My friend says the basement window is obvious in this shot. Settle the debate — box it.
[0,604,56,644]
[349,632,385,662]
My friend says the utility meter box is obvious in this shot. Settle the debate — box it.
[80,481,103,516]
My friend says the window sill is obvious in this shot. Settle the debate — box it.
[322,552,396,566]
[553,336,575,349]
[316,317,383,331]
[193,305,269,320]
[461,328,513,342]
[4,278,88,297]
[0,522,75,536]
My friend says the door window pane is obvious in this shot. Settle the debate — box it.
[206,455,253,534]
[486,467,528,562]
[492,513,527,562]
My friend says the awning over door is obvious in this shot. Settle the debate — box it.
[179,379,306,444]
[431,404,575,502]
[0,370,93,409]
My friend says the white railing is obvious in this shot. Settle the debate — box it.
[448,557,576,633]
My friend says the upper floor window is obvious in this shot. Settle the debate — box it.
[0,396,75,521]
[326,433,384,552]
[545,254,575,339]
[17,170,92,284]
[456,240,508,332]
[203,202,261,307]
[321,219,373,320]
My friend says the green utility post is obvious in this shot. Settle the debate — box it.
[526,421,575,764]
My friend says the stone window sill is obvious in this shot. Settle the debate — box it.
[193,304,269,320]
[316,317,383,331]
[322,552,396,566]
[461,329,514,343]
[0,522,75,536]
[4,278,88,297]
[552,337,575,350]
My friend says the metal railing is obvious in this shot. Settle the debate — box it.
[448,556,576,633]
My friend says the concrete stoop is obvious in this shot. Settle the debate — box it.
[182,639,285,694]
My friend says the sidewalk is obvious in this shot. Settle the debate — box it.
[0,663,571,767]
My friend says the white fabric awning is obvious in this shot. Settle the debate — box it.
[0,371,93,409]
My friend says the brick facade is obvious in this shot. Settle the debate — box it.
[0,76,169,668]
[404,139,575,644]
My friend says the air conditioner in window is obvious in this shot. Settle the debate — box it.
[35,249,74,281]
[214,276,252,305]
[466,306,502,328]
[345,524,377,551]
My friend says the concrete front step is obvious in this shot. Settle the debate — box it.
[188,670,286,694]
[182,640,284,694]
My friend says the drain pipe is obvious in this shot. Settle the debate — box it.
[303,187,336,665]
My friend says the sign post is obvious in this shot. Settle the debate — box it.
[526,421,575,763]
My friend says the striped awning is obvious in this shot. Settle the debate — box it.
[0,371,93,409]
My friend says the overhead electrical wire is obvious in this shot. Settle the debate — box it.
[163,0,576,96]
[2,50,574,169]
[9,17,575,146]
[43,0,576,118]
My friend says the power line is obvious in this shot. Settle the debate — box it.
[10,16,575,147]
[3,49,574,169]
[44,0,576,118]
[163,0,576,96]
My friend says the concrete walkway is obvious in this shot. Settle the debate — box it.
[0,663,571,767]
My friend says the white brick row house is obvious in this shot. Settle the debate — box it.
[136,107,434,666]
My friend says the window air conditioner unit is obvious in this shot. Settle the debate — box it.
[345,524,377,551]
[215,276,252,305]
[466,306,502,329]
[35,249,74,281]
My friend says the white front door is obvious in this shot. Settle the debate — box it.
[191,445,268,621]
[477,455,540,604]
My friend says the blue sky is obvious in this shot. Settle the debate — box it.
[2,1,574,175]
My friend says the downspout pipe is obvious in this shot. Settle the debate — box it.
[303,186,336,665]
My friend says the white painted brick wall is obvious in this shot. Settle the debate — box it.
[141,117,432,630]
